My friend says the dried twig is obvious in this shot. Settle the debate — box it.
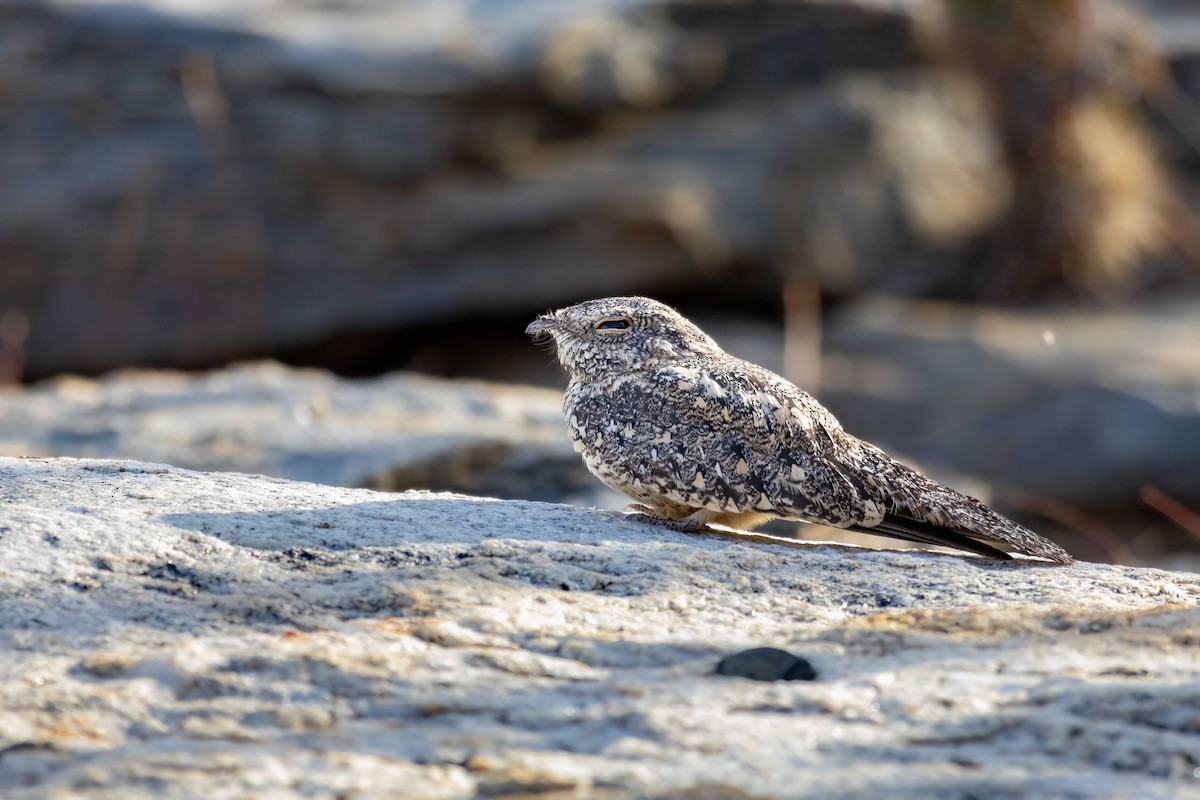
[782,280,821,397]
[1139,485,1200,545]
[1002,489,1136,565]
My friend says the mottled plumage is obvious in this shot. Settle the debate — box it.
[526,297,1074,563]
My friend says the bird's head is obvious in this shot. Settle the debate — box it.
[526,296,723,381]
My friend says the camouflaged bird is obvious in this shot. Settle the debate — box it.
[526,296,1074,563]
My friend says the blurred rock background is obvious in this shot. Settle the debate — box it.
[1,0,1199,567]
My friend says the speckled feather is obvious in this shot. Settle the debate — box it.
[527,297,1074,564]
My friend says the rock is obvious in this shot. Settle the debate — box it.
[1,458,1199,797]
[0,0,919,378]
[538,14,725,111]
[4,0,1194,378]
[0,361,621,508]
[714,648,818,682]
[772,71,1010,293]
[3,0,1197,380]
[412,68,1008,299]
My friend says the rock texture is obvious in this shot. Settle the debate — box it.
[1,458,1199,798]
[0,361,615,507]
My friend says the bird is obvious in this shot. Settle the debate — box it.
[526,296,1074,564]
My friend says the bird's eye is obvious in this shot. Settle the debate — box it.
[595,318,632,331]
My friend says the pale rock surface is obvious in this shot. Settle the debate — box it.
[0,362,613,507]
[1,458,1198,798]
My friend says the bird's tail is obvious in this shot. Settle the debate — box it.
[858,444,1075,564]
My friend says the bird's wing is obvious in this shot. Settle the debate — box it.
[622,357,1072,563]
[575,357,1072,563]
[714,363,1074,563]
[571,356,887,528]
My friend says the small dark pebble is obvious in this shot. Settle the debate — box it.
[714,647,818,682]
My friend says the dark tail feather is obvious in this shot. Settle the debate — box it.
[849,514,1013,561]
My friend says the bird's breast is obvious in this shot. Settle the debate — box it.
[562,374,775,515]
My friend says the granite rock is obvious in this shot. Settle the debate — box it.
[1,459,1199,797]
[0,362,612,508]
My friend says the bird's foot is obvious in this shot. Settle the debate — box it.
[624,505,709,534]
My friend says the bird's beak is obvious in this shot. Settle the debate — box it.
[525,315,558,336]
